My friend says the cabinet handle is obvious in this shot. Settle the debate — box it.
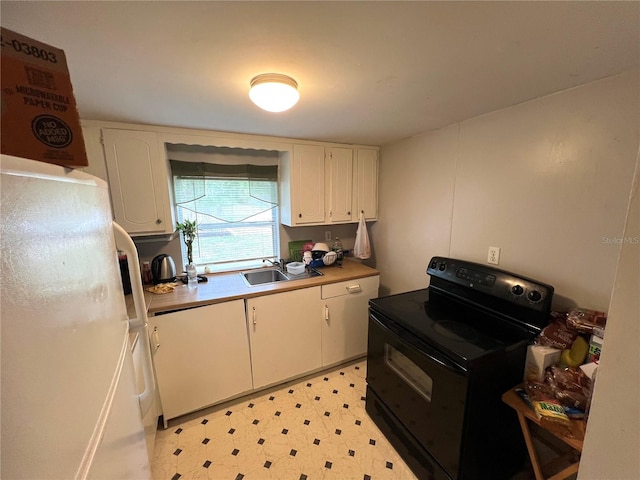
[347,211,351,215]
[298,213,302,218]
[156,218,162,224]
[324,305,329,322]
[252,306,257,325]
[152,326,160,350]
[346,284,362,294]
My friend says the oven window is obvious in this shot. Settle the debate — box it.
[384,344,433,402]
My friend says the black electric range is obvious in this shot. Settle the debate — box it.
[365,256,554,480]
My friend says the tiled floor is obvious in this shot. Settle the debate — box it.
[152,359,418,480]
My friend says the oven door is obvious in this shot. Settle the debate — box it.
[366,310,468,479]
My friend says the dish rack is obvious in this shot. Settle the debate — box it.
[309,259,324,268]
[288,239,312,262]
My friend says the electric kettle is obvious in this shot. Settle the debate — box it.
[151,254,177,284]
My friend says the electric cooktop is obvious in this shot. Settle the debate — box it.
[369,257,554,368]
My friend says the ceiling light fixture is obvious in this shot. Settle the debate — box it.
[249,73,299,112]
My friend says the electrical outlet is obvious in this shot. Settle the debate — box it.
[324,231,332,242]
[487,246,500,265]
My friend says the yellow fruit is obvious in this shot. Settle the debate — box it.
[561,336,589,367]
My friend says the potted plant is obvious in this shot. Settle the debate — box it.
[176,219,198,266]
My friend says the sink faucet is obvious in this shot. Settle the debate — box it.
[263,258,285,271]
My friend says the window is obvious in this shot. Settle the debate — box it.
[171,160,279,271]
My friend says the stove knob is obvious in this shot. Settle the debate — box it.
[438,262,446,271]
[527,290,542,303]
[511,285,524,296]
[430,260,438,270]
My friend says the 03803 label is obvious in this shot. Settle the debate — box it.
[1,27,68,74]
[0,36,59,64]
[31,115,73,148]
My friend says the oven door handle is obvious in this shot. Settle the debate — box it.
[370,311,467,375]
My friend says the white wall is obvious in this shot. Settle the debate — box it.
[578,144,639,479]
[372,70,639,309]
[372,125,458,295]
[373,69,640,479]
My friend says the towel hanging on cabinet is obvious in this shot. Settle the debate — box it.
[354,211,371,260]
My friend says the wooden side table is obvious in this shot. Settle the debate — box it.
[502,387,585,480]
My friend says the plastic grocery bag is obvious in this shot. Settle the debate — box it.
[354,212,371,259]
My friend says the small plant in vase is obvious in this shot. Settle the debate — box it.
[176,219,198,268]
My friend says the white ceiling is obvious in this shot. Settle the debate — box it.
[2,1,638,146]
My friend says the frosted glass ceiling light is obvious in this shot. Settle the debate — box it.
[249,73,299,112]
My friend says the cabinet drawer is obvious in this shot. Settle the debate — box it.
[321,275,379,299]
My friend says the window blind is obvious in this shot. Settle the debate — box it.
[170,160,279,270]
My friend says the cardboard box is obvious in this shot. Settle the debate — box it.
[1,27,87,167]
[580,361,598,380]
[588,330,604,363]
[523,344,561,383]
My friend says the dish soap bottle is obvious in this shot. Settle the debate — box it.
[332,237,343,265]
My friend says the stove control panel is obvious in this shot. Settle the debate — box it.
[427,256,554,314]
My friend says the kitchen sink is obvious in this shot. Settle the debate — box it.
[242,268,289,286]
[241,267,323,286]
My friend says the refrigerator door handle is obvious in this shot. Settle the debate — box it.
[112,221,147,330]
[112,222,156,416]
[131,324,156,417]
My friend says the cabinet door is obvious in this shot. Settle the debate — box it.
[247,287,322,389]
[149,301,253,423]
[80,125,109,181]
[326,147,353,223]
[102,129,173,234]
[321,276,379,366]
[355,148,378,221]
[291,145,325,224]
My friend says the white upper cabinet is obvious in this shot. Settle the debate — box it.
[289,144,326,224]
[281,144,376,226]
[326,147,354,223]
[102,129,174,235]
[81,120,377,230]
[354,148,378,221]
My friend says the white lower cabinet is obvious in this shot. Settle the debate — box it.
[150,300,253,425]
[246,287,322,389]
[149,277,379,426]
[321,276,380,366]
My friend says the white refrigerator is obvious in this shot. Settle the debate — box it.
[1,155,155,479]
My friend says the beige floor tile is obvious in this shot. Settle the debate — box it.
[152,359,418,480]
